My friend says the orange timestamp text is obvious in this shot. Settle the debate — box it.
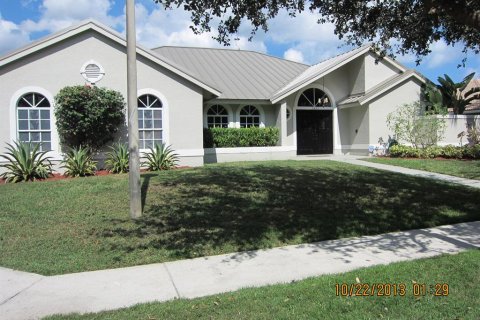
[335,283,449,297]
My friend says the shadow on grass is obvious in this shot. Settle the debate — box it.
[141,173,157,212]
[100,163,480,261]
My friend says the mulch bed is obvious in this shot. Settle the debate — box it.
[1,166,191,183]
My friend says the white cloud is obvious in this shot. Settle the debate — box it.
[130,4,266,52]
[0,17,30,54]
[265,10,352,64]
[0,2,359,65]
[425,40,461,69]
[21,0,121,34]
[283,48,304,63]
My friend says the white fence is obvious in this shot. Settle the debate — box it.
[439,114,479,146]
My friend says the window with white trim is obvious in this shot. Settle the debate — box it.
[138,94,162,149]
[207,105,229,128]
[298,88,331,108]
[240,105,260,128]
[16,92,51,151]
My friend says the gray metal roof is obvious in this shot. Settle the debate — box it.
[153,46,309,100]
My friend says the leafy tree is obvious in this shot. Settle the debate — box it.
[54,85,126,150]
[155,0,480,63]
[436,73,480,114]
[387,102,446,148]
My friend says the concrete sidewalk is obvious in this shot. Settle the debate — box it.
[1,222,479,320]
[333,157,480,189]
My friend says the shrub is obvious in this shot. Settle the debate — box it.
[389,145,420,158]
[204,127,279,148]
[440,145,463,159]
[465,145,480,159]
[419,146,442,159]
[62,146,97,177]
[388,144,480,159]
[105,143,129,174]
[0,141,53,183]
[142,143,179,171]
[54,85,126,150]
[387,102,446,148]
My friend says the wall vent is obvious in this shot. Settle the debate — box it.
[80,60,105,84]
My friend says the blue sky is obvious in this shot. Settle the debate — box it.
[1,0,479,84]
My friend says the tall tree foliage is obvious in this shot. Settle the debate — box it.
[155,0,480,63]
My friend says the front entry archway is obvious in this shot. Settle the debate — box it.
[296,110,333,154]
[295,87,334,155]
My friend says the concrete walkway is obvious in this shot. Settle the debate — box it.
[313,155,480,189]
[1,222,479,320]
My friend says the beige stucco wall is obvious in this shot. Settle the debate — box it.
[0,30,206,166]
[368,79,423,146]
[438,115,479,145]
[337,105,369,152]
[346,57,365,95]
[364,53,401,91]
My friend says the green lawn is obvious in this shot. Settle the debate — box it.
[363,157,480,180]
[47,249,480,320]
[1,160,479,275]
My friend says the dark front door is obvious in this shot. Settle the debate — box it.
[297,110,333,155]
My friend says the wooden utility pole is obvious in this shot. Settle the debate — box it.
[126,0,142,218]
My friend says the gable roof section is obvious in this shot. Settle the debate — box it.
[270,44,370,103]
[153,46,309,100]
[338,70,426,107]
[270,44,408,104]
[0,19,221,97]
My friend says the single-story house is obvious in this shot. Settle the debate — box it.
[0,19,429,167]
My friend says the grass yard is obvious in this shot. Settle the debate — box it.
[363,157,480,180]
[46,249,480,320]
[1,160,479,275]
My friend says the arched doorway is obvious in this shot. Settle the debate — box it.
[296,87,333,155]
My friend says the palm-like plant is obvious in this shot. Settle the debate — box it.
[142,143,179,171]
[0,141,53,183]
[437,73,480,115]
[105,143,129,173]
[423,83,445,114]
[62,146,97,177]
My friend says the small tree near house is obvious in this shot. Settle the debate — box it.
[387,102,446,149]
[54,85,126,150]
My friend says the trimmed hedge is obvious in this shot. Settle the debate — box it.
[389,144,480,159]
[204,127,279,148]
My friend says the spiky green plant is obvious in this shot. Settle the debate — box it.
[105,143,129,173]
[61,146,97,177]
[142,143,179,171]
[0,141,53,183]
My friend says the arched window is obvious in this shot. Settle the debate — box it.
[240,105,260,128]
[207,105,229,128]
[17,92,51,151]
[297,88,331,108]
[138,94,162,149]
